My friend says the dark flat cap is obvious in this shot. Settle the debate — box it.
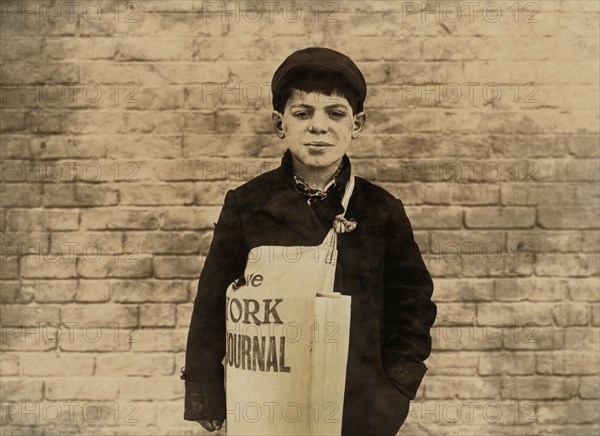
[271,47,367,113]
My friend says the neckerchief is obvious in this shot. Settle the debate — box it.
[292,163,343,206]
[280,148,350,206]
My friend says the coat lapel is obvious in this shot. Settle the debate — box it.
[263,168,329,244]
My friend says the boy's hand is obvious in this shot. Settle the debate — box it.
[197,420,223,432]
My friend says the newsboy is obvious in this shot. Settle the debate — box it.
[181,47,437,435]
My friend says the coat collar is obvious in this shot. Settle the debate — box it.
[263,149,351,244]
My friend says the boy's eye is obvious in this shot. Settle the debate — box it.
[293,111,311,119]
[329,111,346,118]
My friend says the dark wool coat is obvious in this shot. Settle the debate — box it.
[182,151,437,436]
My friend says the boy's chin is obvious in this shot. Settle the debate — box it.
[291,147,345,169]
[296,154,340,169]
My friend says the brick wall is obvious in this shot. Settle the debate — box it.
[1,0,598,434]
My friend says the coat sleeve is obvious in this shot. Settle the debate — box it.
[181,189,248,421]
[381,198,436,399]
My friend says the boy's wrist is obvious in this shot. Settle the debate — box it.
[381,350,428,400]
[183,381,226,422]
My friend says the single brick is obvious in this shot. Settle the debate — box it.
[425,351,479,376]
[424,376,501,399]
[95,353,173,376]
[111,280,188,303]
[176,304,193,327]
[129,329,188,352]
[0,183,42,207]
[58,327,132,352]
[0,353,19,375]
[157,207,221,230]
[503,327,564,351]
[118,377,183,401]
[534,253,599,277]
[552,303,590,326]
[538,208,600,229]
[431,326,501,351]
[0,379,43,401]
[61,304,138,328]
[501,377,578,399]
[537,400,600,424]
[433,278,494,302]
[19,353,94,376]
[465,207,535,229]
[477,303,554,326]
[0,305,60,326]
[0,281,34,303]
[45,377,118,400]
[119,184,195,206]
[565,328,600,350]
[434,303,477,326]
[81,208,160,230]
[537,352,600,375]
[494,278,569,302]
[20,252,78,278]
[153,256,203,278]
[76,254,152,278]
[123,232,202,254]
[140,304,176,327]
[580,377,600,399]
[0,327,58,352]
[478,352,535,375]
[7,209,79,231]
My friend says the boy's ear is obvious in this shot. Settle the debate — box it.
[351,111,366,139]
[272,110,285,139]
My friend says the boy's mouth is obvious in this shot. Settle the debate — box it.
[304,142,332,147]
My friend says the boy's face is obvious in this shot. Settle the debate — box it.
[272,89,366,170]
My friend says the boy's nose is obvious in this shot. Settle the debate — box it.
[308,112,329,133]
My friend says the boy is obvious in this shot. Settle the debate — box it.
[181,47,437,435]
